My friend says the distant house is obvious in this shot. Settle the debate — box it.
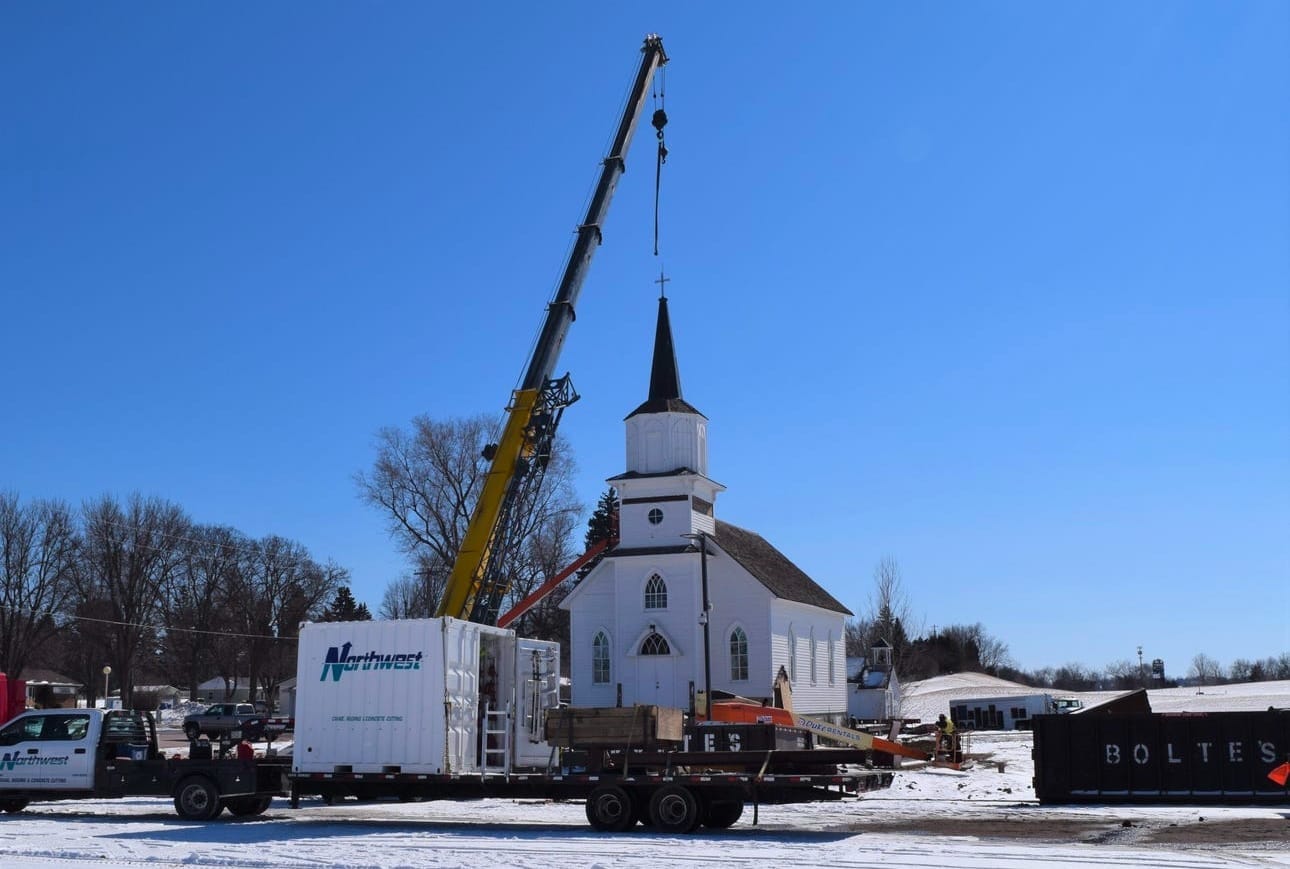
[132,685,184,710]
[19,668,83,709]
[278,677,297,716]
[846,639,902,722]
[196,676,251,703]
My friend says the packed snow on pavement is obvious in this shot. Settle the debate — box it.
[3,675,1287,868]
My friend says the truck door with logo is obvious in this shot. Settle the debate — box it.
[0,711,95,791]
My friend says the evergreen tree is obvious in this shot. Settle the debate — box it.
[320,586,373,622]
[577,487,618,579]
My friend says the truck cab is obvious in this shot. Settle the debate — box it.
[0,709,99,795]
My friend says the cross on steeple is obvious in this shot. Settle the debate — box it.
[654,269,670,299]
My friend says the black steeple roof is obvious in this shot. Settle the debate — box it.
[626,296,705,419]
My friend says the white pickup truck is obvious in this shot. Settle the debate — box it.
[0,707,286,819]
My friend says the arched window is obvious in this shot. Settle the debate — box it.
[828,631,836,685]
[640,633,671,655]
[788,627,798,684]
[644,573,668,609]
[729,627,749,681]
[810,628,818,684]
[592,631,611,684]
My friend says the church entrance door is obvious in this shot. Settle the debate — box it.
[635,655,676,708]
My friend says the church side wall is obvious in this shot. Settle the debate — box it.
[567,562,619,709]
[769,601,848,719]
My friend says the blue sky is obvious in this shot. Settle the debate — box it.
[2,3,1287,676]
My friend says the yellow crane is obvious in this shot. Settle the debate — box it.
[436,35,668,625]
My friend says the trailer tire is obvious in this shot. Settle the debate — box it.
[584,785,635,832]
[174,776,222,820]
[702,800,743,829]
[184,723,200,741]
[648,784,700,834]
[0,798,29,813]
[225,795,272,816]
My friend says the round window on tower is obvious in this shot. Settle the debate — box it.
[647,508,664,525]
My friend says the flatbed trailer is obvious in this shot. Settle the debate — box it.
[289,746,893,833]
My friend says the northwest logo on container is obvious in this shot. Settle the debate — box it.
[1,752,69,771]
[320,641,424,682]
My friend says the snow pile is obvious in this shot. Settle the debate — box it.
[901,674,1290,724]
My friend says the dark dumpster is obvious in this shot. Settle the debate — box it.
[1033,709,1290,804]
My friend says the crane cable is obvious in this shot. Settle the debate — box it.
[651,64,668,256]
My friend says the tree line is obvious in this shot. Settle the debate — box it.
[846,557,1289,691]
[0,491,357,708]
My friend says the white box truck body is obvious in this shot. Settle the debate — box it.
[951,693,1083,731]
[292,617,559,776]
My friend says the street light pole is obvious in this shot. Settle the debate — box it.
[102,665,111,708]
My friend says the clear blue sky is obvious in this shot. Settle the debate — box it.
[3,3,1287,676]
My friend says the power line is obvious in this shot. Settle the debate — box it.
[0,601,298,642]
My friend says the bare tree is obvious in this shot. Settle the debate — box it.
[379,573,430,620]
[158,525,246,701]
[233,536,344,703]
[357,414,583,617]
[75,494,189,702]
[1189,653,1225,686]
[852,557,920,671]
[0,493,79,677]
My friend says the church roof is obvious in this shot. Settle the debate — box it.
[711,519,852,615]
[626,296,706,420]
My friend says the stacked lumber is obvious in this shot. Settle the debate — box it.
[544,705,684,748]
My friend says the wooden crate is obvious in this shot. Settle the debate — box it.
[544,705,684,748]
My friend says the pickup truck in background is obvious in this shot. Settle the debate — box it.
[0,708,285,818]
[181,703,266,741]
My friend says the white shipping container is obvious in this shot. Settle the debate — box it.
[293,617,558,775]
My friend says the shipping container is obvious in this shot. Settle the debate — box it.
[292,617,559,776]
[1033,710,1290,804]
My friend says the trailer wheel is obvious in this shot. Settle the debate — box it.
[584,784,635,832]
[0,799,29,814]
[647,784,700,834]
[224,795,272,817]
[702,800,743,829]
[174,776,222,820]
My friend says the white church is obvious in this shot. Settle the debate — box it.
[561,296,852,720]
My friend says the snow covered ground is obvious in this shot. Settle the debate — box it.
[3,727,1288,868]
[3,676,1286,868]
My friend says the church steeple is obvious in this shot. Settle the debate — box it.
[627,296,704,419]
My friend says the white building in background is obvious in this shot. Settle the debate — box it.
[561,296,851,720]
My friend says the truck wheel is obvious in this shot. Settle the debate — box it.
[584,785,635,832]
[174,776,222,820]
[703,800,743,829]
[184,723,200,741]
[0,799,29,813]
[647,784,700,834]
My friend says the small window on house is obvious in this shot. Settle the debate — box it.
[647,508,664,525]
[644,573,668,609]
[640,633,671,655]
[729,627,749,681]
[788,628,798,683]
[592,631,611,684]
[809,629,818,684]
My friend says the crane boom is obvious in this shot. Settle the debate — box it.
[436,35,668,624]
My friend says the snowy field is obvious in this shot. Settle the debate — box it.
[4,677,1287,868]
